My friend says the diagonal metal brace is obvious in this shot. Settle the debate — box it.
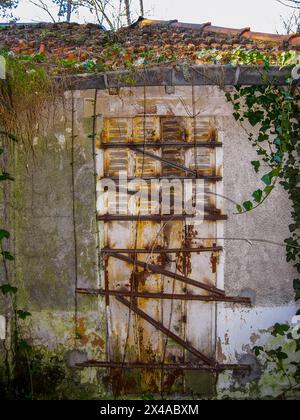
[116,295,215,366]
[106,252,225,296]
[130,146,197,176]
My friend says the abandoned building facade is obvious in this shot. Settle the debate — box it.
[0,18,299,397]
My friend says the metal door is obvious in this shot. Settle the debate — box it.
[76,92,250,395]
[98,114,224,393]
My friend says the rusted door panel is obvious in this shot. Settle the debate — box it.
[134,149,161,178]
[98,111,223,394]
[104,149,130,177]
[106,221,134,249]
[186,117,217,143]
[133,116,160,142]
[161,220,185,363]
[102,117,132,143]
[135,222,162,359]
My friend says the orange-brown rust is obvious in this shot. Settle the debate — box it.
[210,253,218,274]
[216,338,227,364]
[208,123,218,142]
[95,137,102,149]
[216,164,223,178]
[91,334,105,348]
[163,370,183,394]
[76,318,89,345]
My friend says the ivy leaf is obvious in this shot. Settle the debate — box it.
[261,173,272,186]
[18,339,32,353]
[272,152,283,164]
[0,172,14,182]
[236,204,243,213]
[272,323,289,337]
[17,310,31,320]
[277,351,288,361]
[1,251,14,261]
[0,230,10,240]
[264,185,274,195]
[0,284,18,295]
[252,189,263,203]
[251,161,260,173]
[293,279,300,301]
[225,93,232,102]
[0,132,18,142]
[253,346,264,356]
[261,168,280,186]
[245,110,264,126]
[243,201,253,211]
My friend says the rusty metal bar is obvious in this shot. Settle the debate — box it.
[116,295,215,366]
[129,147,198,176]
[97,214,228,222]
[106,252,225,296]
[101,141,222,149]
[108,175,222,181]
[101,246,223,254]
[76,288,251,305]
[75,360,250,373]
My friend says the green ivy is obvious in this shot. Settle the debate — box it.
[225,72,300,303]
[0,131,32,397]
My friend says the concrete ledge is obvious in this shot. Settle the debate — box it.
[61,65,292,91]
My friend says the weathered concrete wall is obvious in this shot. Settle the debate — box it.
[1,83,298,397]
[1,94,106,397]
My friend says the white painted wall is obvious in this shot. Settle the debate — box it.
[217,303,298,364]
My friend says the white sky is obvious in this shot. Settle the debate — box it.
[1,0,295,34]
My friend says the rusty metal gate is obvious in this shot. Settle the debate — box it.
[77,94,250,395]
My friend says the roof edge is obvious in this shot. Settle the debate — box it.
[61,65,292,91]
[132,17,300,47]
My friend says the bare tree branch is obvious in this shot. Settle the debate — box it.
[29,0,57,22]
[277,0,300,9]
[124,0,131,25]
[139,0,144,16]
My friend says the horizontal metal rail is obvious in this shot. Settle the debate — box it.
[108,175,222,181]
[101,141,223,149]
[76,288,251,305]
[106,252,225,296]
[75,360,250,373]
[101,246,223,254]
[116,295,215,366]
[97,214,228,222]
[99,204,222,215]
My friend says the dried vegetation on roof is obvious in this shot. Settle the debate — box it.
[0,18,299,74]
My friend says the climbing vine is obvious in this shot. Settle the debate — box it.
[0,57,57,399]
[224,57,300,398]
[225,68,300,304]
[0,130,32,399]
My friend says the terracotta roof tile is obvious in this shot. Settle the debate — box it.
[0,18,299,74]
[242,31,291,43]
